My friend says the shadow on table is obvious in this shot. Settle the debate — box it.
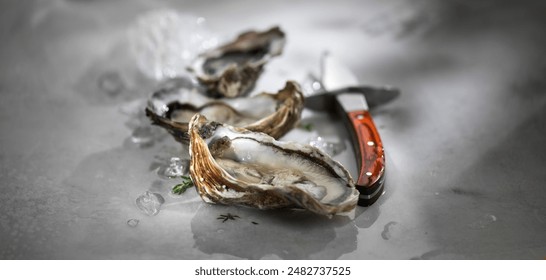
[191,203,360,259]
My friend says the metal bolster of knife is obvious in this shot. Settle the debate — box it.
[335,93,386,206]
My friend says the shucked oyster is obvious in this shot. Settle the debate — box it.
[189,26,285,98]
[146,79,303,144]
[188,114,359,216]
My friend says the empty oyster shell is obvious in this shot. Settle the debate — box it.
[189,26,285,98]
[146,79,303,144]
[188,114,359,216]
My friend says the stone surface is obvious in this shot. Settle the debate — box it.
[1,0,545,259]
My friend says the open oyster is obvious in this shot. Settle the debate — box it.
[188,114,359,216]
[146,79,303,144]
[189,26,285,98]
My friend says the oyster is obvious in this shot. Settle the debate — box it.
[146,79,303,144]
[188,114,359,216]
[189,26,285,98]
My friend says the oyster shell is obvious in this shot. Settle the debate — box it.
[189,26,285,98]
[146,79,303,144]
[188,114,359,216]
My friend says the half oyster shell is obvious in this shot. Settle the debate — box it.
[189,26,285,98]
[146,79,303,144]
[188,114,359,216]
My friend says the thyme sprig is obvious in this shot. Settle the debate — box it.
[300,123,314,131]
[172,175,193,195]
[217,213,240,223]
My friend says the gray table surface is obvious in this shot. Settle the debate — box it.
[1,0,545,259]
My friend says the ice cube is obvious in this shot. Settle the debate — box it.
[162,157,188,178]
[307,136,346,156]
[127,219,140,227]
[135,191,165,216]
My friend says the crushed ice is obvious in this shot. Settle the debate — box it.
[307,135,346,156]
[127,9,218,81]
[159,157,189,178]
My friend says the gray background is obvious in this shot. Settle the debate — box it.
[1,0,545,259]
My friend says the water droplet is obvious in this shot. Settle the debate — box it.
[307,136,346,156]
[98,71,125,97]
[136,191,165,216]
[312,81,322,91]
[301,73,322,96]
[468,214,497,229]
[130,125,165,147]
[381,221,398,240]
[119,98,147,117]
[127,219,140,227]
[131,126,154,145]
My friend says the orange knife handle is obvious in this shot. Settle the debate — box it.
[346,110,386,206]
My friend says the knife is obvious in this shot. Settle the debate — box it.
[305,53,398,206]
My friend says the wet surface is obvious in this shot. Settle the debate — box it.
[1,0,546,259]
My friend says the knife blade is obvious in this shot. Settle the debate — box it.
[315,53,388,206]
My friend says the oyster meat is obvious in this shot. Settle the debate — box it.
[146,79,303,144]
[189,26,285,98]
[188,114,359,216]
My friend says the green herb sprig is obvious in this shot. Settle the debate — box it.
[172,175,193,195]
[300,123,314,131]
